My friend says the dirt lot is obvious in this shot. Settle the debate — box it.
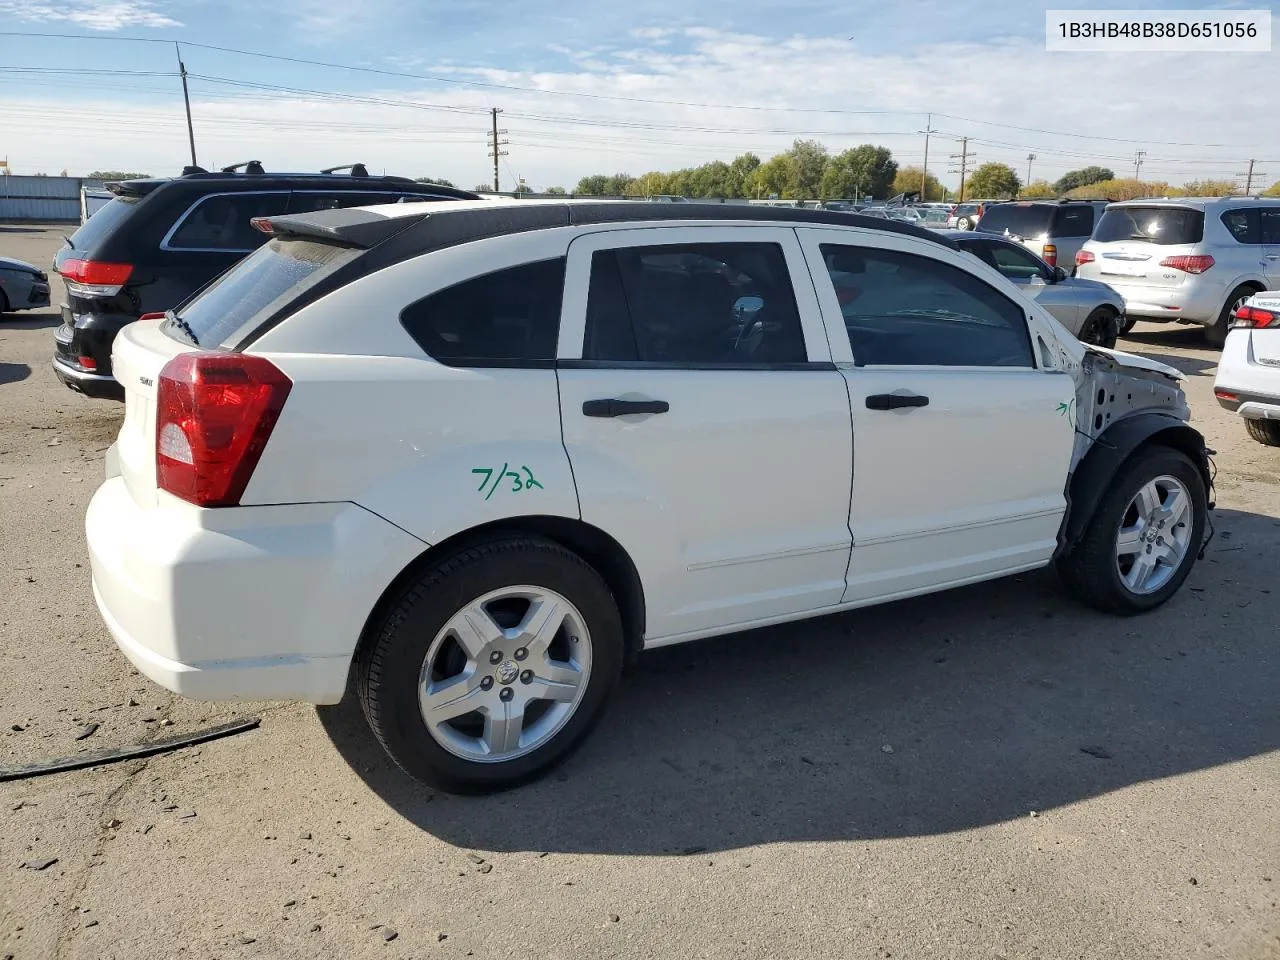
[1,224,1277,960]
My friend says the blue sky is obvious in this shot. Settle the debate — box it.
[0,0,1276,191]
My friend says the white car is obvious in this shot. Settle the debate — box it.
[86,200,1213,792]
[1213,291,1280,445]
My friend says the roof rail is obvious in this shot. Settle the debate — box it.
[221,160,265,175]
[321,163,369,177]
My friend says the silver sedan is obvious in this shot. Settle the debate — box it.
[0,255,52,314]
[943,230,1125,347]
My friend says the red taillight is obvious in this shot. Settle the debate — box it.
[1043,244,1057,267]
[1232,305,1280,329]
[250,217,275,235]
[1214,388,1238,402]
[139,312,166,322]
[155,353,292,507]
[79,356,97,371]
[58,259,133,285]
[1075,250,1095,266]
[1159,254,1215,275]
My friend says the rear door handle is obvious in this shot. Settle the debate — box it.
[582,398,670,418]
[865,392,929,411]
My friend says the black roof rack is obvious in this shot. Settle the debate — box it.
[320,163,369,177]
[181,165,208,176]
[221,160,266,175]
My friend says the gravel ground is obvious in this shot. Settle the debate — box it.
[1,224,1277,960]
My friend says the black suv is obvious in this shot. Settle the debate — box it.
[52,162,478,399]
[974,199,1110,273]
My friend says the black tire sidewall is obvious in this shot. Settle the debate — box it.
[361,539,624,792]
[1081,307,1119,349]
[1208,285,1257,347]
[1088,448,1206,612]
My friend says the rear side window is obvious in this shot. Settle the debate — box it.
[977,204,1053,238]
[1262,210,1280,245]
[1053,206,1095,237]
[584,242,806,365]
[286,191,410,214]
[67,196,140,251]
[166,193,290,251]
[1094,206,1205,245]
[399,258,565,366]
[1221,208,1261,244]
[168,239,357,347]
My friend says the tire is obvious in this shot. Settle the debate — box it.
[356,535,624,793]
[1205,284,1258,348]
[0,289,9,315]
[956,216,973,231]
[1117,314,1137,337]
[1078,306,1119,349]
[1245,417,1280,447]
[1057,446,1206,615]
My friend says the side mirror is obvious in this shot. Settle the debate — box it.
[1052,266,1068,283]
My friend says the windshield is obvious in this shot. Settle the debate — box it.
[65,196,139,252]
[1094,206,1205,245]
[975,204,1054,238]
[167,238,358,347]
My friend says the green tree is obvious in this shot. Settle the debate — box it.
[87,170,150,180]
[820,144,897,200]
[784,139,829,199]
[544,185,567,195]
[415,176,455,187]
[574,174,611,195]
[472,183,492,192]
[1263,180,1280,197]
[1065,178,1168,201]
[891,165,944,201]
[965,162,1021,199]
[1053,166,1114,194]
[1176,179,1239,197]
[1019,179,1057,199]
[752,153,794,199]
[727,153,762,198]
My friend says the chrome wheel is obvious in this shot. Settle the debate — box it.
[418,586,592,763]
[1114,475,1193,595]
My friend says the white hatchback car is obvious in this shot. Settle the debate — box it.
[87,200,1214,791]
[1213,291,1280,446]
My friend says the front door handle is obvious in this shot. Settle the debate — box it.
[865,392,929,411]
[582,398,670,418]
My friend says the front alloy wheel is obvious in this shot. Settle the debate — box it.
[1113,475,1194,595]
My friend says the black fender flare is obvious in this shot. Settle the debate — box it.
[1058,413,1214,556]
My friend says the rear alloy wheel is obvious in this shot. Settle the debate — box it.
[956,216,974,231]
[1244,417,1280,447]
[1078,307,1120,349]
[1206,285,1257,348]
[356,536,624,792]
[1057,446,1206,614]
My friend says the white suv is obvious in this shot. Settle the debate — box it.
[86,200,1213,791]
[1075,197,1280,345]
[1213,290,1280,445]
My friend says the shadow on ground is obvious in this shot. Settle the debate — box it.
[318,508,1280,855]
[1121,325,1219,376]
[0,311,62,331]
[0,362,31,385]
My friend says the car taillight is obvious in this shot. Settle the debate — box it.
[139,312,166,322]
[155,352,292,507]
[1232,305,1280,329]
[1159,254,1215,275]
[1075,250,1095,266]
[1043,244,1057,267]
[58,258,133,298]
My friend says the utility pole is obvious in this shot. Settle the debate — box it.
[1133,149,1146,180]
[919,113,938,200]
[1236,159,1264,195]
[175,43,197,169]
[487,108,509,193]
[948,137,976,202]
[1025,152,1036,186]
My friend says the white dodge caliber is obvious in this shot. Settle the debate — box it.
[87,200,1214,792]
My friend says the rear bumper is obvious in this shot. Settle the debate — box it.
[1081,276,1222,325]
[1214,330,1280,418]
[86,477,427,704]
[52,356,125,400]
[52,306,134,396]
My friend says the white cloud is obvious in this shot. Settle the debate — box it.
[0,0,180,29]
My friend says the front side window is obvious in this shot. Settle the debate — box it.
[818,244,1034,368]
[400,258,565,366]
[166,193,290,251]
[583,242,807,365]
[984,241,1050,281]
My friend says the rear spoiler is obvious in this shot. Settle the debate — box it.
[255,207,430,248]
[105,179,166,198]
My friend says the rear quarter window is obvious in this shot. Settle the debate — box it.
[1094,207,1205,245]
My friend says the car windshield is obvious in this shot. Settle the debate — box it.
[976,204,1054,238]
[1093,206,1206,245]
[167,237,358,347]
[65,196,139,252]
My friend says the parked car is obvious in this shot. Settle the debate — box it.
[86,200,1212,792]
[975,200,1109,273]
[1213,290,1280,445]
[0,255,51,314]
[52,162,478,399]
[645,195,690,203]
[1076,197,1280,346]
[949,202,992,230]
[946,230,1124,346]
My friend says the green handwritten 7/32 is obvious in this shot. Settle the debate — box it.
[472,464,544,501]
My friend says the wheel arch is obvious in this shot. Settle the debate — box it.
[1057,412,1212,557]
[353,515,647,678]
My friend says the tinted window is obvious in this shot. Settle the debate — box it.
[169,239,357,347]
[1222,208,1262,244]
[976,204,1054,238]
[584,242,806,365]
[1262,210,1280,245]
[400,258,565,366]
[985,241,1049,280]
[167,193,290,251]
[286,191,406,214]
[1053,205,1095,237]
[1094,206,1205,245]
[819,244,1033,368]
[67,196,140,252]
